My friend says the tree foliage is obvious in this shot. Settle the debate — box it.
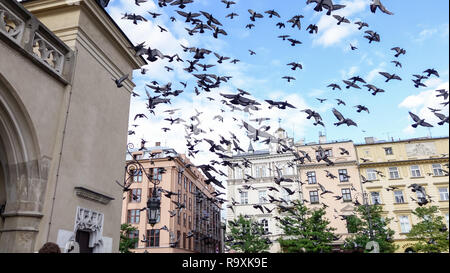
[344,204,398,253]
[277,201,337,253]
[119,223,139,253]
[226,215,271,253]
[406,206,449,253]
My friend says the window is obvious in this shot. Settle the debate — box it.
[307,171,317,184]
[127,209,140,224]
[394,190,405,204]
[399,216,411,233]
[258,190,267,204]
[342,188,352,202]
[366,169,377,181]
[255,164,266,178]
[260,219,269,233]
[309,191,320,204]
[439,188,449,201]
[184,178,187,189]
[384,147,393,155]
[189,181,193,192]
[129,188,142,203]
[189,198,192,211]
[389,167,400,179]
[133,169,143,183]
[234,168,242,179]
[339,169,349,182]
[152,168,162,181]
[183,232,186,249]
[371,192,381,205]
[129,230,139,249]
[147,229,160,247]
[240,191,248,204]
[433,164,444,176]
[178,172,182,185]
[316,149,332,158]
[410,165,421,177]
[183,213,186,227]
[189,215,192,229]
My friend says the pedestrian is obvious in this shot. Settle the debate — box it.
[38,242,61,253]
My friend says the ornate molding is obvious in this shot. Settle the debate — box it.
[0,2,25,44]
[359,157,449,168]
[74,186,114,205]
[0,0,74,83]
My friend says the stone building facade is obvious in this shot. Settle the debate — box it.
[0,0,144,252]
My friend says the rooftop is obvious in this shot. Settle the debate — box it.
[355,136,449,146]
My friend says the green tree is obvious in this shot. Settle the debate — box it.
[405,206,449,253]
[119,223,139,253]
[226,215,271,253]
[277,200,337,253]
[344,204,398,253]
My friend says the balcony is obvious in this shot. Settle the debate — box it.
[0,0,74,83]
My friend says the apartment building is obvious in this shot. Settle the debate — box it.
[355,136,449,252]
[122,144,222,253]
[226,127,301,252]
[293,135,363,248]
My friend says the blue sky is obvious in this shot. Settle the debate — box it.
[105,0,449,163]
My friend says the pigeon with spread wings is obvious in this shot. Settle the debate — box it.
[332,108,358,127]
[409,112,434,128]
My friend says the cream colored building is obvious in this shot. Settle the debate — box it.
[122,144,222,253]
[0,0,144,252]
[226,128,300,253]
[355,136,449,252]
[294,135,363,248]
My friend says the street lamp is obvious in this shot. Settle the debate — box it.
[124,143,162,226]
[147,187,161,226]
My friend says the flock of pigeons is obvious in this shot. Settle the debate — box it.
[112,0,449,249]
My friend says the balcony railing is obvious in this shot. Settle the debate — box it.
[0,0,74,83]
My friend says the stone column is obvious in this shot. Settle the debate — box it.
[0,157,49,253]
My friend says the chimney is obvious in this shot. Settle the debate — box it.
[365,137,375,144]
[319,132,327,144]
[155,142,161,147]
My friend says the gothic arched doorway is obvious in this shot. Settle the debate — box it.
[0,74,48,253]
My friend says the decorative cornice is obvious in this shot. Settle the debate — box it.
[359,157,449,167]
[74,186,115,205]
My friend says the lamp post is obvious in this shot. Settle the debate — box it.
[147,187,161,226]
[124,143,161,226]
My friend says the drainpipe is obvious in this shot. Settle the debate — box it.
[45,48,78,243]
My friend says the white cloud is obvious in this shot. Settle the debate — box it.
[312,0,367,47]
[399,81,449,126]
[365,62,386,82]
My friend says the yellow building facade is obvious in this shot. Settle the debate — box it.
[355,137,449,252]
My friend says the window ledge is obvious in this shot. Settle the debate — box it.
[394,202,409,205]
[410,176,425,179]
[388,178,402,180]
